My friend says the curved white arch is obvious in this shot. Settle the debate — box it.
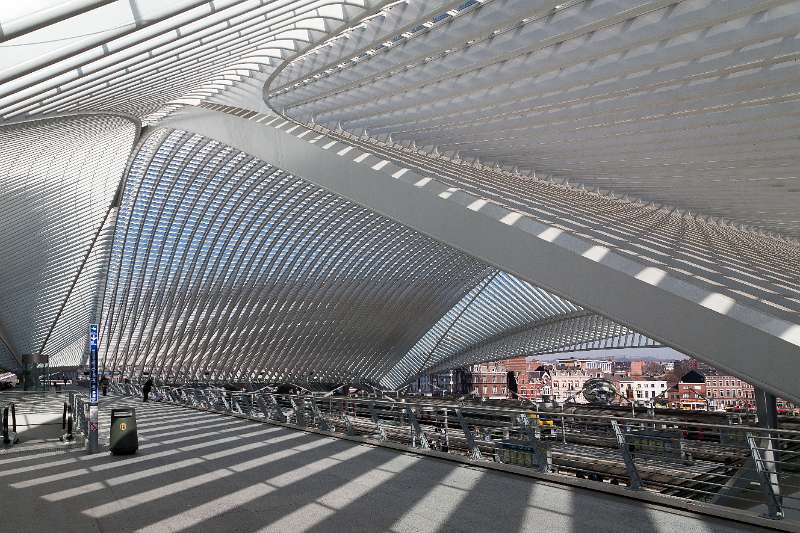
[160,103,800,402]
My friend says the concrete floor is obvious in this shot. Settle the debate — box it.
[0,397,775,533]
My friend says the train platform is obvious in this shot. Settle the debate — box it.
[0,396,780,532]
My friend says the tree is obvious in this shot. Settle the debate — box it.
[666,360,695,385]
[643,361,664,376]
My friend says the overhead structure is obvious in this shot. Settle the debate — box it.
[159,104,800,401]
[102,127,651,385]
[0,0,421,123]
[0,113,139,370]
[0,1,798,402]
[268,0,800,239]
[386,272,656,388]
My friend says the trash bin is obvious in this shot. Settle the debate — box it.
[109,408,138,455]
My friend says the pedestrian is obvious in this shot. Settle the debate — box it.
[142,377,153,402]
[100,375,109,396]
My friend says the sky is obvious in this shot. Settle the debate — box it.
[537,346,688,362]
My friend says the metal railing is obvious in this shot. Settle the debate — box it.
[117,385,800,525]
[70,392,89,438]
[2,402,17,444]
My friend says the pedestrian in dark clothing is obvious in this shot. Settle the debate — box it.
[142,378,153,402]
[100,375,109,396]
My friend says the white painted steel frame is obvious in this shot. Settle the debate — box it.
[159,104,800,403]
[101,128,491,383]
[100,126,644,386]
[269,0,800,239]
[0,113,139,370]
[0,1,398,123]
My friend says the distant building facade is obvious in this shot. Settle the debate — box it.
[550,369,604,403]
[629,360,644,376]
[668,370,708,410]
[471,362,509,399]
[705,374,755,410]
[618,377,669,403]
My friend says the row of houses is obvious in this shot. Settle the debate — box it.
[408,357,796,412]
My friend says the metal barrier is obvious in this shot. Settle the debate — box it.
[61,399,74,441]
[72,393,89,437]
[114,386,799,525]
[0,390,89,448]
[2,402,17,444]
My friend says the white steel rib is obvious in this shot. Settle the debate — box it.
[0,1,798,402]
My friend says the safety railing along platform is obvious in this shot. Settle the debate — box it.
[0,390,90,454]
[113,384,800,531]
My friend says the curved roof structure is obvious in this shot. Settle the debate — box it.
[99,126,650,386]
[0,113,138,369]
[0,1,799,401]
[269,0,800,238]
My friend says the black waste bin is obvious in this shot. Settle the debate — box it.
[109,408,138,455]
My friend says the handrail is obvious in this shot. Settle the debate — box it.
[2,402,16,444]
[61,401,74,442]
[156,386,800,436]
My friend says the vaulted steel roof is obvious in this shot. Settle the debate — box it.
[269,0,800,239]
[1,1,799,398]
[0,113,138,370]
[100,127,651,385]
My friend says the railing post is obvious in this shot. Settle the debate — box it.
[405,405,429,449]
[219,391,230,411]
[2,405,8,444]
[368,400,386,441]
[753,387,784,520]
[194,389,205,408]
[255,394,271,420]
[311,396,330,432]
[455,408,481,460]
[518,414,551,473]
[230,395,244,415]
[290,397,306,426]
[746,432,784,520]
[61,401,74,442]
[256,393,284,422]
[341,399,355,435]
[611,420,642,490]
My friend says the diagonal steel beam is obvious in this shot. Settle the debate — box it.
[159,106,800,404]
[0,0,116,43]
[0,319,22,368]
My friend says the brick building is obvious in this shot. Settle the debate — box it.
[705,374,755,411]
[471,361,509,399]
[668,370,708,410]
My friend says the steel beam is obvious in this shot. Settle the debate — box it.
[0,0,116,43]
[159,107,800,404]
[0,320,21,369]
[611,420,642,491]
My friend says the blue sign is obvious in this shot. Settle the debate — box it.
[89,324,98,404]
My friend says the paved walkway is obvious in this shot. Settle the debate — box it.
[0,397,774,533]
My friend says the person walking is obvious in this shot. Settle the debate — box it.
[100,375,109,396]
[142,377,153,402]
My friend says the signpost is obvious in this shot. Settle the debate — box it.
[88,324,99,453]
